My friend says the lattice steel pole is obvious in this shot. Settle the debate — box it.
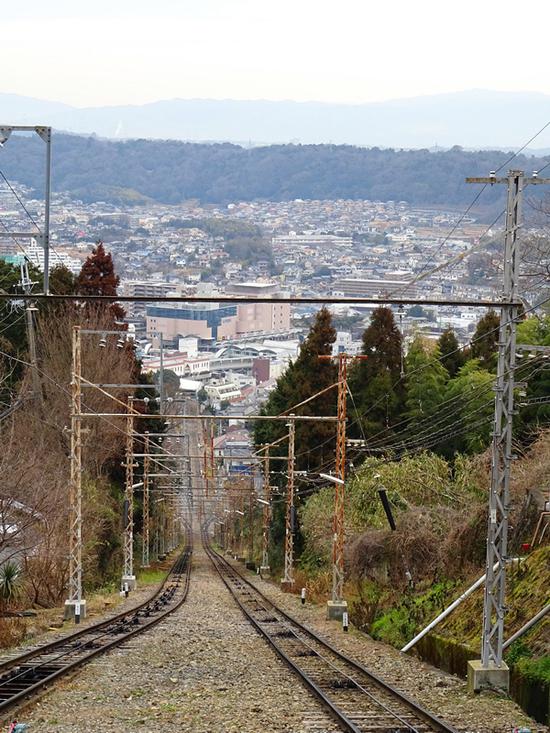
[261,448,271,572]
[122,397,137,591]
[65,326,86,619]
[319,352,366,617]
[333,353,347,603]
[141,433,150,568]
[282,415,296,589]
[465,169,550,691]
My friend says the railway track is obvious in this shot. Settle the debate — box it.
[204,533,459,733]
[0,537,192,714]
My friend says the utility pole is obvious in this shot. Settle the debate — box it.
[122,396,137,591]
[261,448,271,574]
[319,352,367,619]
[19,260,41,403]
[65,325,86,620]
[466,169,550,692]
[141,433,150,568]
[281,415,296,590]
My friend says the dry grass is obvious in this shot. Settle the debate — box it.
[0,619,26,648]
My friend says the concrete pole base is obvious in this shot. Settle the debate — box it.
[260,565,271,578]
[327,600,348,621]
[121,575,137,592]
[280,579,294,593]
[64,599,87,621]
[467,660,510,693]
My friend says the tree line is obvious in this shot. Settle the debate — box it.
[1,134,549,212]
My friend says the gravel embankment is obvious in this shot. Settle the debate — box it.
[17,546,338,733]
[230,557,548,733]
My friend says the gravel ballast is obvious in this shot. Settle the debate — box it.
[18,545,337,733]
[5,543,547,733]
[229,556,548,733]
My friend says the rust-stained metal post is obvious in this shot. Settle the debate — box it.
[333,353,347,603]
[318,352,367,618]
[282,415,295,589]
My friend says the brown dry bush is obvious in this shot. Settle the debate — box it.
[0,618,26,648]
[0,303,138,608]
[348,529,388,580]
[441,503,488,576]
[385,508,443,587]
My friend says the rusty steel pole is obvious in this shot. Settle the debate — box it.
[319,353,367,612]
[332,353,348,603]
[282,415,296,588]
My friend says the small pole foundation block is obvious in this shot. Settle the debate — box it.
[326,599,348,621]
[467,659,510,693]
[121,575,137,592]
[64,599,87,621]
[259,565,271,578]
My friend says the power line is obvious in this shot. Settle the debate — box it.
[0,168,41,232]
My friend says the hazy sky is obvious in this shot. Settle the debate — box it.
[2,0,550,107]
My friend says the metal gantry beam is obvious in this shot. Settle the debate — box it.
[0,293,519,307]
[76,413,339,422]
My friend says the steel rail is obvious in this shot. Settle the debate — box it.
[0,538,192,714]
[204,536,458,733]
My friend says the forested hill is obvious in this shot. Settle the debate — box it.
[1,133,548,211]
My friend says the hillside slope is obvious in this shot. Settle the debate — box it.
[1,133,549,211]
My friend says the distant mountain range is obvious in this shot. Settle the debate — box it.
[1,90,550,149]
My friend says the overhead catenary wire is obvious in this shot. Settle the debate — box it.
[391,119,550,300]
[291,294,550,463]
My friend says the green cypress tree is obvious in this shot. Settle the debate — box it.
[471,310,500,371]
[437,327,465,378]
[255,306,337,471]
[405,335,449,426]
[349,306,404,437]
